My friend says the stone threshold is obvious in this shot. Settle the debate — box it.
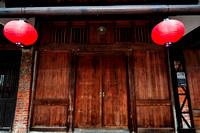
[74,128,130,133]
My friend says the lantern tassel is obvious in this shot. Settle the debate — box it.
[16,42,25,47]
[165,42,172,47]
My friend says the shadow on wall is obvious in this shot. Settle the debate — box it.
[0,24,10,43]
[169,15,200,36]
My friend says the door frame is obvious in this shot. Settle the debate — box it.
[68,49,136,132]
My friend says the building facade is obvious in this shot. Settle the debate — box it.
[0,0,200,133]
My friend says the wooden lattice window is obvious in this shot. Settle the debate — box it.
[71,27,88,44]
[51,26,69,44]
[135,26,152,43]
[116,27,133,43]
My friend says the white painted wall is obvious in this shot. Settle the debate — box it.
[169,15,200,35]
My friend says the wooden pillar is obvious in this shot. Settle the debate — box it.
[128,49,137,132]
[67,52,76,133]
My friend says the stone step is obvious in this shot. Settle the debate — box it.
[74,128,130,133]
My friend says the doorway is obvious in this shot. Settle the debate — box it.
[0,51,21,131]
[74,56,128,129]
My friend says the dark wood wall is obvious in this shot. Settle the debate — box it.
[184,49,200,130]
[37,20,162,51]
[30,20,175,132]
[31,50,174,132]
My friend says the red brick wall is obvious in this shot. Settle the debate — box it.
[14,49,33,133]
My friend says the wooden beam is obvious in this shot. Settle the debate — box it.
[127,50,137,132]
[67,52,76,133]
[0,5,200,17]
[136,100,172,106]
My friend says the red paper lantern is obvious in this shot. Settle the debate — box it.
[3,20,38,47]
[151,19,185,47]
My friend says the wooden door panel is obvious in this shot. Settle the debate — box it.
[133,50,174,129]
[35,51,70,100]
[137,106,173,127]
[75,56,128,129]
[75,56,101,128]
[32,105,68,127]
[32,51,70,128]
[102,56,128,128]
[134,51,170,100]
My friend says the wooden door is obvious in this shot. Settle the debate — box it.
[75,56,128,129]
[74,56,101,128]
[31,51,70,131]
[134,50,174,132]
[102,56,128,128]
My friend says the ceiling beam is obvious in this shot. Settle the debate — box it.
[0,5,200,17]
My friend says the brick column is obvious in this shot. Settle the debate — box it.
[14,49,33,133]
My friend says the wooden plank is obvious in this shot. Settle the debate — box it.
[137,106,173,128]
[136,100,172,106]
[137,127,174,132]
[100,57,103,128]
[128,51,137,132]
[33,100,68,106]
[74,56,101,128]
[37,44,165,51]
[184,49,200,110]
[0,44,21,50]
[102,56,128,128]
[74,128,129,133]
[34,51,70,100]
[89,22,115,44]
[32,105,68,127]
[133,50,174,129]
[32,51,70,130]
[30,127,67,131]
[133,50,170,100]
[38,23,52,44]
[74,51,128,56]
[67,52,76,132]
